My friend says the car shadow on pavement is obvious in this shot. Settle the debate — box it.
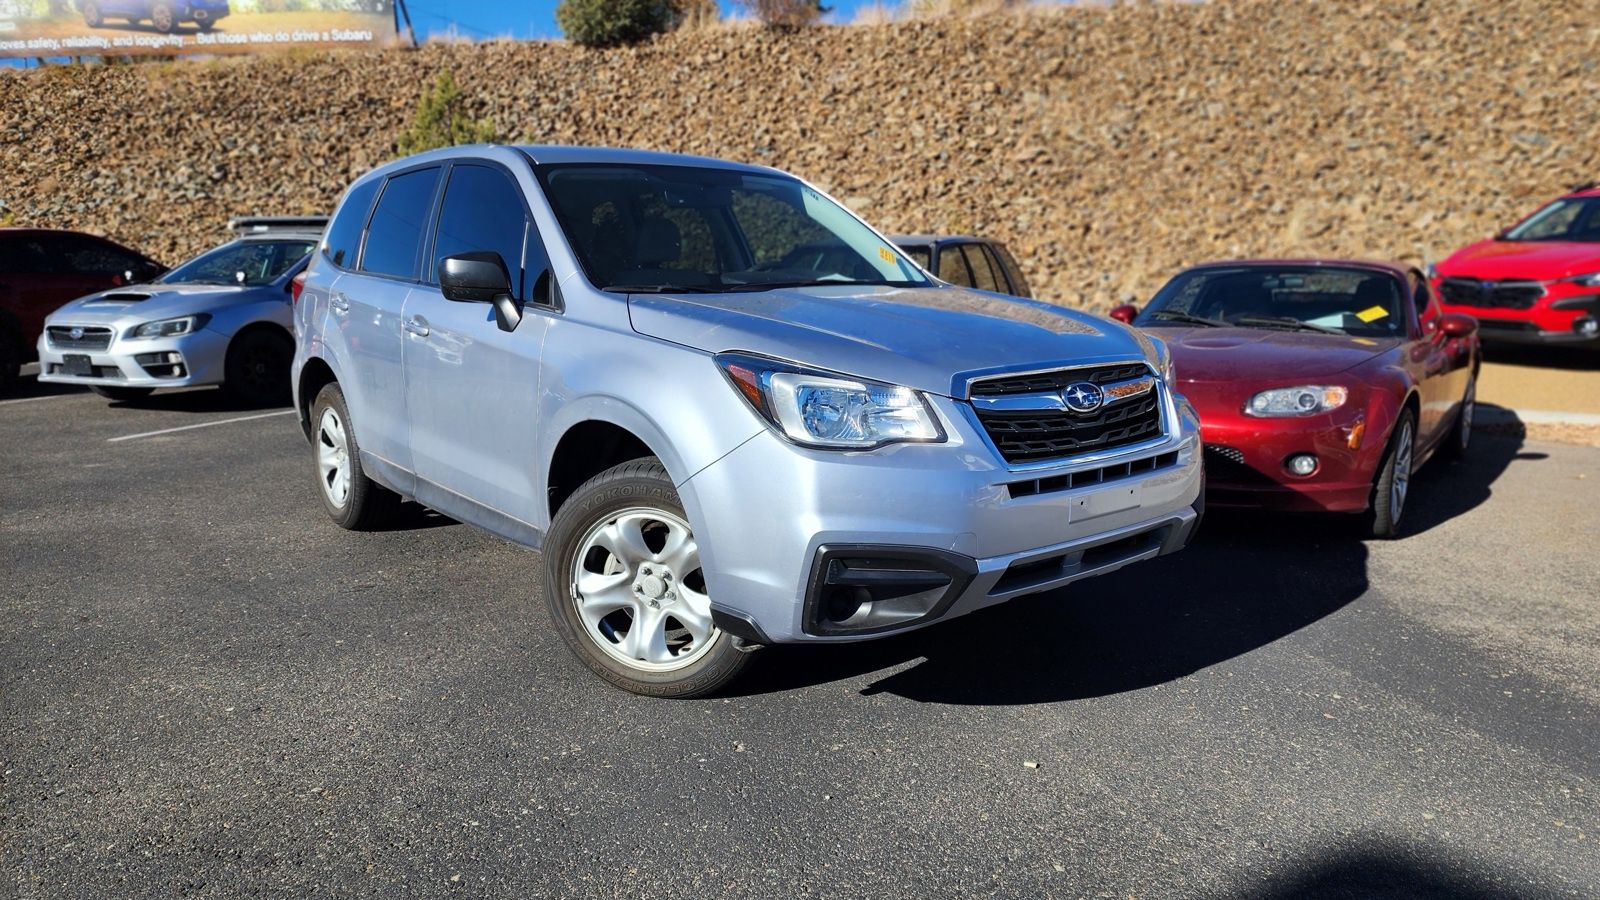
[1228,839,1546,900]
[1,369,86,401]
[733,429,1534,704]
[732,511,1370,704]
[1483,343,1600,371]
[105,386,291,414]
[1399,413,1537,537]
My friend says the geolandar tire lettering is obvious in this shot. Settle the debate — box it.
[310,382,401,531]
[543,458,751,699]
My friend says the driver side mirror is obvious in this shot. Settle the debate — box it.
[1439,312,1478,338]
[1109,303,1140,325]
[440,251,521,332]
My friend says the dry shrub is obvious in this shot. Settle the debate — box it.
[732,0,827,29]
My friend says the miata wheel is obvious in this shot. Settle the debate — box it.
[1366,411,1415,540]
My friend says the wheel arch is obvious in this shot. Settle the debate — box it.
[296,354,338,441]
[543,410,681,522]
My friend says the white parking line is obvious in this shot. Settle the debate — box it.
[107,410,296,443]
[0,392,84,406]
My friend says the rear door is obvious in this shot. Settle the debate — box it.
[401,161,553,531]
[338,165,442,473]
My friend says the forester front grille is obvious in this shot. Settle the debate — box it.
[1438,278,1544,310]
[46,325,113,351]
[971,363,1164,465]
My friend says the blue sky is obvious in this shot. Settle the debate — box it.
[402,0,859,41]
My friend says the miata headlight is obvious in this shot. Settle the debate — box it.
[128,314,210,339]
[716,352,944,449]
[1245,385,1349,417]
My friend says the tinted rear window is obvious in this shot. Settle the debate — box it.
[360,167,441,279]
[323,178,381,269]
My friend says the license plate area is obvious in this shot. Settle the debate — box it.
[1069,482,1142,523]
[63,354,94,376]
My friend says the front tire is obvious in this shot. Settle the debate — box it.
[1366,411,1416,540]
[81,1,103,26]
[310,382,401,530]
[544,458,751,698]
[92,386,155,402]
[224,328,293,407]
[149,2,176,32]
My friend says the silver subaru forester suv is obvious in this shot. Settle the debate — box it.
[294,145,1203,698]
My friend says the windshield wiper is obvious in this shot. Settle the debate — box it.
[601,283,718,294]
[1233,315,1343,335]
[1147,310,1226,327]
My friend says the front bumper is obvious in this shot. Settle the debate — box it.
[1440,284,1600,346]
[36,326,229,389]
[683,393,1204,644]
[1198,410,1381,513]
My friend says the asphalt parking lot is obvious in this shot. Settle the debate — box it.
[3,375,1597,899]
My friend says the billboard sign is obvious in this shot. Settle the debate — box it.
[0,1,395,58]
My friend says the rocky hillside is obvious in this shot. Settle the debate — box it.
[2,0,1597,308]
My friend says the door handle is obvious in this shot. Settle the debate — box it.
[329,292,351,313]
[403,316,430,337]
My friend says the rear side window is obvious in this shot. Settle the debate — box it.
[992,242,1031,298]
[0,237,48,274]
[961,243,1001,293]
[360,167,441,280]
[432,165,529,297]
[323,178,381,269]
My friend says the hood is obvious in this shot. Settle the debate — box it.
[1440,239,1600,281]
[1159,327,1397,383]
[627,285,1155,397]
[45,283,255,327]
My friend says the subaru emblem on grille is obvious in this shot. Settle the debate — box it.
[1060,381,1105,414]
[68,327,84,341]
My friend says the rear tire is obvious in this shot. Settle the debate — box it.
[92,386,155,402]
[544,458,752,698]
[310,382,401,530]
[1366,411,1416,540]
[0,329,20,395]
[81,1,103,26]
[149,2,176,32]
[224,328,293,408]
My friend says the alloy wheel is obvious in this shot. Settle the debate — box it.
[317,407,352,509]
[569,507,718,672]
[1391,420,1413,522]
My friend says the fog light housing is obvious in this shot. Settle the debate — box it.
[1286,453,1319,476]
[1575,316,1599,338]
[803,545,977,636]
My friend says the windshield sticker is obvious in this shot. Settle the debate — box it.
[1356,306,1389,323]
[878,246,896,264]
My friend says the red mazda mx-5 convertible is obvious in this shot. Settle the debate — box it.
[1112,260,1480,538]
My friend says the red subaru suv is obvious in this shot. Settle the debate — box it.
[1430,183,1600,347]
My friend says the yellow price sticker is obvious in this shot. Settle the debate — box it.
[1356,305,1389,323]
[878,246,896,264]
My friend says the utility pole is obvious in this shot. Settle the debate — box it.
[394,0,419,49]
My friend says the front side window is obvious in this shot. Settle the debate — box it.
[160,239,315,286]
[1504,197,1600,242]
[361,167,441,280]
[53,235,146,276]
[536,164,928,293]
[1139,266,1405,337]
[432,164,529,298]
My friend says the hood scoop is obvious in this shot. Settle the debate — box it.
[87,292,153,304]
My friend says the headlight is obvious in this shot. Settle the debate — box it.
[1245,385,1349,417]
[716,352,944,449]
[128,314,210,339]
[1565,272,1600,287]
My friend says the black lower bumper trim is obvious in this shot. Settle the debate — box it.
[802,544,978,637]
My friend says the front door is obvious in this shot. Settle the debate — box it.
[401,162,554,530]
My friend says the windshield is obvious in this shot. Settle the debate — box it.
[1139,266,1405,337]
[536,164,930,292]
[160,239,316,286]
[1503,197,1600,242]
